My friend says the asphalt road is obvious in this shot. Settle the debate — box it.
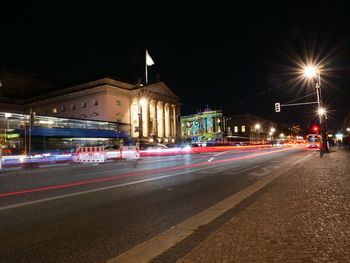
[0,145,311,263]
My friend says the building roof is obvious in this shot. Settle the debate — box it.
[1,68,181,107]
[26,77,136,103]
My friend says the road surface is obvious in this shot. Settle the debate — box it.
[0,145,311,262]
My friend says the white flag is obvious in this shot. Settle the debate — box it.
[146,49,154,66]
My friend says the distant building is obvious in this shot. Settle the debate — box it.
[181,110,223,143]
[224,113,278,144]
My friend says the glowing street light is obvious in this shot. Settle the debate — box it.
[303,66,317,78]
[254,123,261,143]
[4,113,12,142]
[302,64,328,153]
[139,97,148,107]
[138,97,148,139]
[270,127,276,133]
[347,127,350,132]
[317,107,326,116]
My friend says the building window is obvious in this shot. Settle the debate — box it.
[61,106,66,112]
[82,102,87,108]
[234,126,238,133]
[241,125,246,132]
[52,107,57,113]
[116,100,122,106]
[71,104,76,110]
[93,99,98,106]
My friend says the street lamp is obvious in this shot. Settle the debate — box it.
[4,113,12,143]
[270,127,275,141]
[255,123,261,143]
[317,107,326,116]
[138,97,148,140]
[303,65,329,153]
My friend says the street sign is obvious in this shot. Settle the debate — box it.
[275,103,281,112]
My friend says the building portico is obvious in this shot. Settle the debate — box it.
[130,82,181,142]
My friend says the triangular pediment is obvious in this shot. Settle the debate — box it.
[142,82,179,100]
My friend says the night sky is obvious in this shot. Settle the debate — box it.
[1,1,350,131]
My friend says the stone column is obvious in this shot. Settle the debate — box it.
[141,100,149,137]
[149,100,157,136]
[164,103,170,138]
[156,101,164,138]
[130,98,139,138]
[171,104,176,138]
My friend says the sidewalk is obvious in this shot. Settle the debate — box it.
[177,150,350,262]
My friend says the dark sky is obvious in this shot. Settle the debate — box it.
[1,1,350,131]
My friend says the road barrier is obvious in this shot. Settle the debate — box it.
[119,144,140,160]
[76,146,106,163]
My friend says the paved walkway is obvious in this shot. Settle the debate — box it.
[177,150,350,262]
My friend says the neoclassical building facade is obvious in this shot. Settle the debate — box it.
[129,83,180,141]
[23,78,181,142]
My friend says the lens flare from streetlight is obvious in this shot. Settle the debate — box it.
[303,65,317,78]
[139,97,148,107]
[317,107,326,115]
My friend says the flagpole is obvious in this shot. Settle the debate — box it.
[145,49,148,85]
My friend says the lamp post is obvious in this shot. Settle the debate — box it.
[255,123,261,144]
[138,97,148,141]
[4,113,12,143]
[304,66,329,154]
[270,127,275,141]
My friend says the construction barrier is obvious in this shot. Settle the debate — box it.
[119,143,140,160]
[76,146,106,163]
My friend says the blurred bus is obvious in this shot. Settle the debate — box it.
[306,134,320,148]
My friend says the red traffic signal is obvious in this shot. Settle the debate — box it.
[312,126,319,132]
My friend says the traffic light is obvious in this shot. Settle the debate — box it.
[275,103,281,112]
[312,126,319,133]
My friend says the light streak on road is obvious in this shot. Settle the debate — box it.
[0,147,294,198]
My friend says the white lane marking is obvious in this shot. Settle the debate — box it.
[213,150,236,157]
[107,152,313,263]
[0,160,241,212]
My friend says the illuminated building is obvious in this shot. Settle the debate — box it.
[181,110,223,143]
[0,69,181,144]
[224,113,277,144]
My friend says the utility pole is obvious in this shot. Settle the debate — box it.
[315,71,329,154]
[28,108,32,161]
[138,103,143,141]
[28,108,35,161]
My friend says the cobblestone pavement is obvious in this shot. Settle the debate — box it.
[177,150,350,262]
